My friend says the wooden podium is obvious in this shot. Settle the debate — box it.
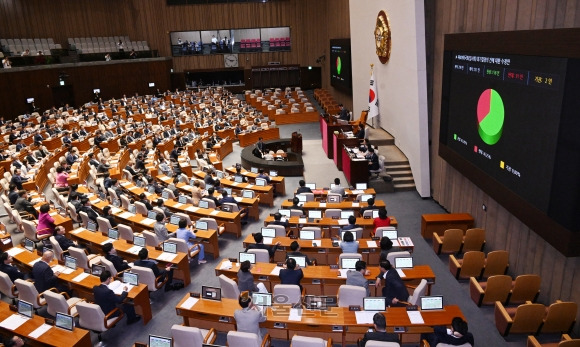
[291,131,302,153]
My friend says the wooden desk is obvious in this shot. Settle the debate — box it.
[42,136,64,151]
[238,128,280,147]
[320,115,352,159]
[420,213,474,239]
[213,138,233,159]
[175,295,462,344]
[342,146,370,186]
[298,188,377,199]
[279,200,386,214]
[272,111,319,125]
[333,133,361,171]
[224,166,286,196]
[0,302,91,347]
[214,259,434,297]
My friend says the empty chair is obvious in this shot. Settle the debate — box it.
[43,289,83,317]
[301,226,323,239]
[171,324,217,347]
[0,272,17,304]
[482,250,509,278]
[338,284,366,307]
[134,201,149,216]
[120,194,131,209]
[227,331,271,347]
[14,279,45,310]
[49,236,67,262]
[386,251,411,266]
[338,253,363,268]
[469,275,512,306]
[324,209,341,218]
[296,193,314,202]
[449,251,485,280]
[273,284,301,305]
[527,334,580,347]
[290,335,332,347]
[131,265,168,293]
[433,229,463,255]
[495,301,545,336]
[218,274,240,299]
[290,209,303,217]
[167,237,200,261]
[96,216,114,234]
[407,279,428,306]
[366,342,400,347]
[509,274,541,305]
[76,301,123,341]
[117,224,134,241]
[540,301,578,334]
[143,230,160,247]
[79,211,90,228]
[461,228,486,252]
[248,249,270,263]
[68,247,100,271]
[198,217,225,235]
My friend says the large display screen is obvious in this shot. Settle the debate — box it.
[330,39,352,94]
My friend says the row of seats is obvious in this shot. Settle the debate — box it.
[1,37,62,56]
[67,36,150,54]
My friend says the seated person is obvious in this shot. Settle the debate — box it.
[153,212,174,242]
[156,198,172,218]
[0,252,26,282]
[37,203,56,236]
[421,317,474,347]
[346,260,371,296]
[203,187,220,207]
[102,242,131,272]
[372,208,391,236]
[340,230,359,253]
[379,237,394,262]
[340,215,359,232]
[134,248,175,292]
[296,179,312,194]
[54,226,82,251]
[245,232,280,259]
[359,197,378,216]
[175,218,206,264]
[32,250,69,294]
[14,190,38,219]
[138,193,153,210]
[237,260,268,294]
[279,257,304,291]
[375,260,408,306]
[101,206,118,228]
[330,177,346,196]
[359,313,399,347]
[286,241,313,266]
[234,291,267,341]
[94,270,141,325]
[270,212,288,229]
[289,197,305,215]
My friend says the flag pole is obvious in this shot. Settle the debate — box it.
[370,64,375,129]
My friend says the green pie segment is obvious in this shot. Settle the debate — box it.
[477,89,504,145]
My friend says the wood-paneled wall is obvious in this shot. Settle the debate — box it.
[428,0,580,335]
[0,0,352,109]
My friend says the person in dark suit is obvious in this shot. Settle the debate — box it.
[359,197,378,217]
[25,153,37,165]
[87,153,100,168]
[32,250,67,293]
[134,248,174,291]
[356,123,366,139]
[366,147,380,173]
[79,198,98,223]
[375,260,409,306]
[101,206,118,228]
[358,312,399,346]
[0,252,26,282]
[102,243,131,272]
[421,317,475,347]
[54,226,79,251]
[10,169,27,190]
[14,190,38,219]
[138,193,153,210]
[286,241,313,266]
[289,197,305,215]
[269,212,289,229]
[279,257,304,291]
[340,215,360,232]
[296,180,312,194]
[245,233,280,259]
[93,270,140,324]
[338,104,350,121]
[8,184,19,205]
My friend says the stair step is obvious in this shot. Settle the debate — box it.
[385,164,411,171]
[388,170,412,178]
[392,176,415,184]
[394,183,416,191]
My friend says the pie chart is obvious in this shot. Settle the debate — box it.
[477,88,504,145]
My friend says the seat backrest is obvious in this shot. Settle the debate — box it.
[482,250,509,278]
[327,193,342,202]
[273,284,301,304]
[120,195,130,209]
[218,274,240,299]
[510,274,541,304]
[386,251,411,265]
[68,247,90,270]
[96,216,112,234]
[366,342,401,347]
[171,324,204,347]
[201,198,216,209]
[117,224,134,241]
[22,220,39,242]
[99,257,117,277]
[409,279,428,305]
[43,290,69,317]
[301,226,322,239]
[325,209,341,218]
[266,224,286,237]
[441,229,464,253]
[481,275,512,304]
[298,193,314,202]
[76,301,107,332]
[199,217,218,230]
[462,228,485,252]
[0,272,16,299]
[175,212,193,226]
[227,331,261,347]
[14,279,41,308]
[143,230,159,247]
[248,249,270,263]
[134,201,148,216]
[131,265,157,291]
[79,211,90,228]
[510,303,546,334]
[338,253,363,268]
[291,335,328,347]
[49,236,65,261]
[542,301,578,334]
[458,251,485,278]
[290,209,303,217]
[338,284,366,307]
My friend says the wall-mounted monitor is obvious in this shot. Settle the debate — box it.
[330,38,352,95]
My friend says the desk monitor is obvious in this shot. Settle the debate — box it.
[255,178,266,186]
[395,257,413,269]
[201,286,221,301]
[239,252,256,264]
[380,228,397,240]
[251,167,259,173]
[112,199,121,208]
[299,229,315,240]
[108,228,119,240]
[328,195,340,203]
[161,191,170,199]
[288,255,306,268]
[26,97,35,104]
[363,297,386,311]
[128,204,137,214]
[274,210,290,220]
[55,312,74,331]
[18,300,33,319]
[243,190,254,199]
[64,255,77,270]
[170,215,181,225]
[148,186,156,194]
[147,210,158,220]
[308,210,322,220]
[196,220,208,230]
[234,176,244,183]
[93,88,100,94]
[133,235,146,248]
[261,227,276,238]
[178,195,188,204]
[224,187,232,195]
[269,170,278,177]
[252,293,272,306]
[91,264,106,276]
[216,171,225,179]
[206,184,214,191]
[24,238,35,252]
[198,200,209,209]
[372,210,379,219]
[149,334,173,347]
[341,230,357,241]
[360,194,373,203]
[304,295,328,310]
[305,183,316,190]
[340,257,359,269]
[356,183,368,190]
[221,204,232,212]
[297,195,307,203]
[420,296,444,311]
[340,210,355,219]
[99,192,107,200]
[87,220,97,232]
[123,272,139,286]
[163,242,177,254]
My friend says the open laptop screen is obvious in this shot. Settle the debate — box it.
[18,300,33,318]
[380,228,398,240]
[148,210,158,220]
[308,210,322,219]
[163,242,177,254]
[55,312,74,331]
[123,272,139,286]
[128,204,137,214]
[133,235,146,247]
[149,334,172,347]
[178,195,188,204]
[195,220,208,230]
[108,228,118,240]
[288,255,306,267]
[363,297,386,311]
[420,296,444,310]
[305,183,316,190]
[242,190,253,199]
[297,195,307,203]
[251,167,258,173]
[360,194,373,202]
[255,178,266,186]
[300,230,315,240]
[278,209,290,217]
[239,252,256,264]
[252,293,272,306]
[234,176,244,183]
[261,227,276,238]
[170,215,181,225]
[340,257,358,269]
[372,210,379,218]
[395,257,413,269]
[24,238,35,252]
[201,286,221,301]
[64,256,77,270]
[340,211,355,219]
[87,220,97,232]
[356,183,368,190]
[198,200,209,209]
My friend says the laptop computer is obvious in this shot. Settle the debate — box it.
[304,295,328,310]
[278,209,291,218]
[55,312,74,331]
[149,334,172,347]
[305,183,316,190]
[64,255,77,271]
[364,297,387,311]
[420,296,444,311]
[250,167,258,173]
[133,235,146,248]
[308,210,322,222]
[206,183,214,191]
[234,176,244,183]
[148,186,156,194]
[255,178,266,186]
[112,199,121,208]
[87,220,97,232]
[128,204,137,214]
[147,210,158,220]
[17,300,33,319]
[242,190,253,199]
[239,252,256,264]
[356,183,368,190]
[108,228,119,240]
[170,215,181,225]
[224,187,232,195]
[252,292,272,308]
[161,191,170,199]
[201,286,221,301]
[24,238,35,252]
[340,257,359,269]
[372,210,380,219]
[216,171,224,179]
[269,170,278,177]
[360,194,373,203]
[341,230,357,241]
[198,200,209,209]
[340,210,355,220]
[91,264,106,276]
[195,220,208,230]
[123,272,139,286]
[394,257,413,269]
[261,227,276,243]
[288,255,307,267]
[380,228,398,240]
[300,229,315,240]
[163,242,177,254]
[178,195,188,204]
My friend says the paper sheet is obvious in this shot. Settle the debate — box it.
[126,246,142,254]
[2,238,11,245]
[28,258,41,266]
[263,237,273,245]
[111,207,122,214]
[71,228,84,235]
[270,266,283,276]
[298,218,307,224]
[319,203,326,208]
[28,323,52,338]
[366,241,378,248]
[6,248,24,257]
[100,240,113,245]
[173,203,184,208]
[396,269,406,278]
[119,212,135,219]
[157,253,177,262]
[355,311,376,324]
[72,273,90,283]
[246,184,254,188]
[186,206,199,212]
[407,311,424,324]
[288,308,302,321]
[351,190,364,195]
[210,210,220,216]
[0,314,29,330]
[338,269,349,278]
[352,202,360,207]
[234,197,242,202]
[180,297,199,309]
[312,240,320,247]
[220,260,233,270]
[141,218,156,226]
[181,185,193,190]
[337,219,348,225]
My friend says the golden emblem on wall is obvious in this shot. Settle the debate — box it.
[374,10,391,64]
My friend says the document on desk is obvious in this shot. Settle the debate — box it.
[71,228,84,235]
[351,190,364,195]
[352,202,360,207]
[338,269,350,278]
[111,207,122,215]
[220,260,233,270]
[108,280,134,295]
[210,210,220,216]
[392,239,400,247]
[173,203,184,208]
[396,269,406,278]
[355,311,376,324]
[28,323,52,338]
[101,239,113,245]
[0,314,29,330]
[28,258,41,266]
[232,182,240,186]
[319,203,326,208]
[270,266,283,276]
[157,252,177,262]
[141,218,156,226]
[337,219,348,226]
[246,184,254,189]
[52,265,74,275]
[119,212,135,219]
[263,237,273,245]
[126,246,142,254]
[180,297,199,310]
[234,197,242,202]
[6,248,24,257]
[90,198,101,204]
[366,241,378,248]
[298,218,307,224]
[72,272,90,283]
[407,311,424,324]
[186,206,199,212]
[288,308,302,321]
[2,238,11,245]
